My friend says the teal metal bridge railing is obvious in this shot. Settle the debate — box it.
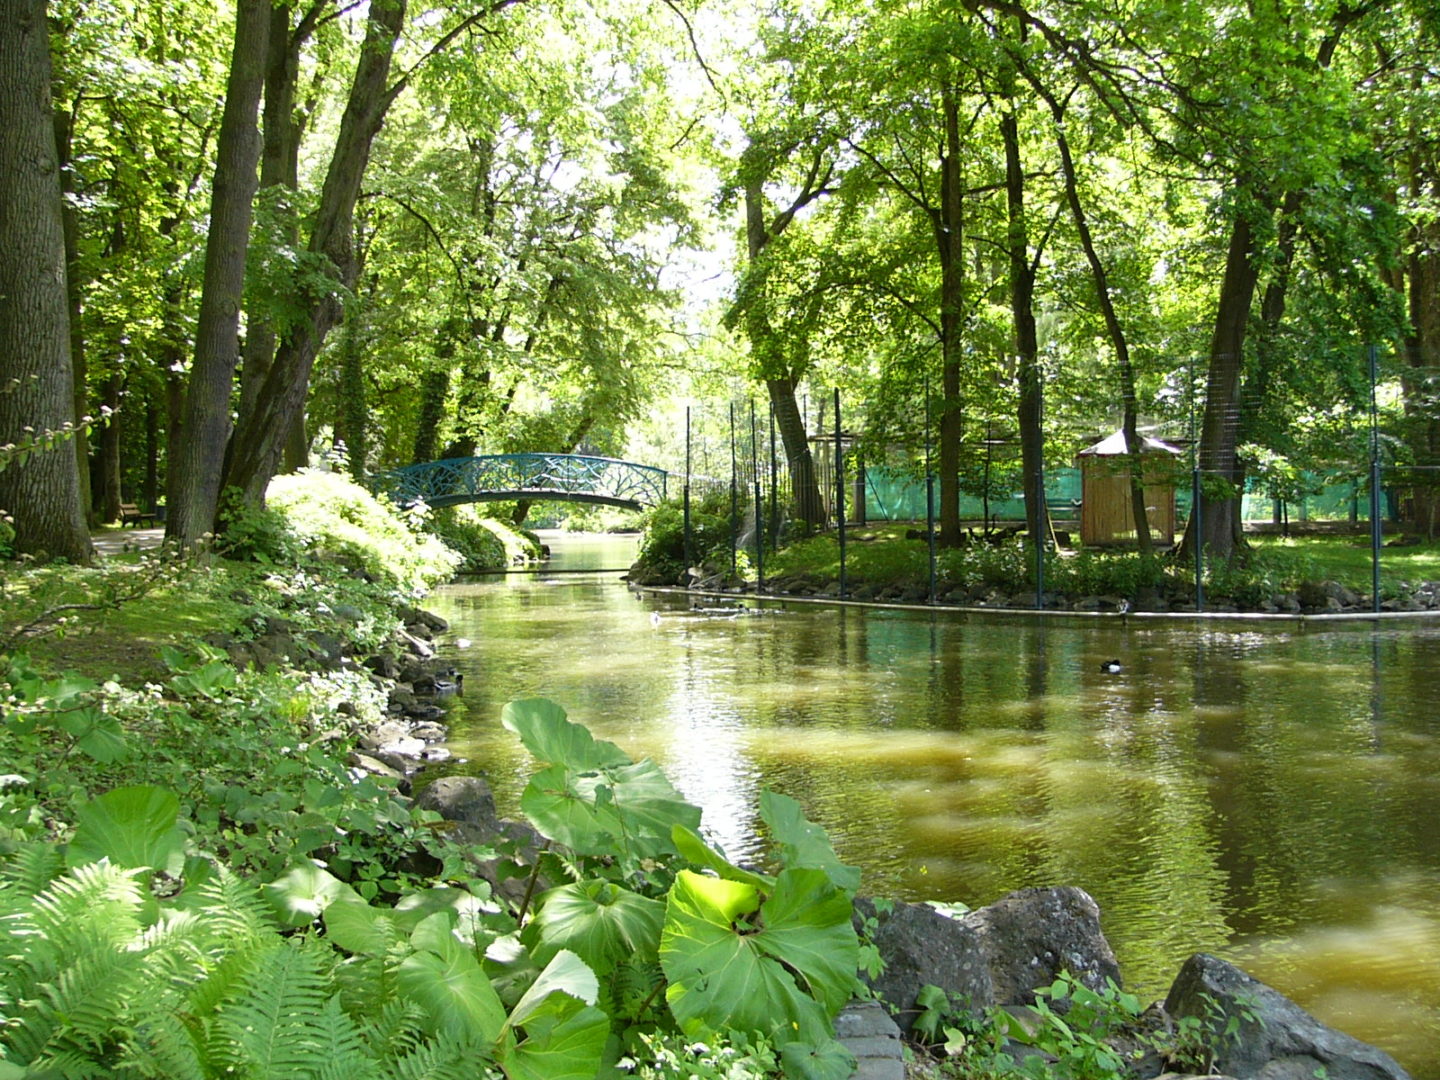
[375,453,668,510]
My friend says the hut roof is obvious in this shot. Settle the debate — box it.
[1077,429,1183,457]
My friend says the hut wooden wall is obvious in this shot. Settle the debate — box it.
[1079,459,1177,546]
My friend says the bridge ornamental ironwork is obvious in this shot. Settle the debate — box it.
[375,454,668,510]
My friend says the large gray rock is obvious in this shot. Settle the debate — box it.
[859,886,1121,1034]
[414,775,549,909]
[964,886,1122,1006]
[416,775,500,831]
[1164,954,1411,1080]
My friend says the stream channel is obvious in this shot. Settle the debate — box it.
[424,531,1440,1074]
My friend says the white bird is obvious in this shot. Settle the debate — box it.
[650,611,662,628]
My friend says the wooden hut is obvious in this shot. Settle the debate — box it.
[1076,430,1183,547]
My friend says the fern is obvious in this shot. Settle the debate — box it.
[27,861,146,962]
[183,865,276,941]
[379,1031,495,1080]
[0,840,62,899]
[304,996,381,1080]
[355,996,427,1063]
[214,938,333,1078]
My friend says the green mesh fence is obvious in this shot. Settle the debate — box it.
[862,466,1377,524]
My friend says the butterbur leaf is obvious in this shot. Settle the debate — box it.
[672,825,773,890]
[501,698,630,770]
[760,791,860,894]
[781,1038,857,1080]
[69,785,185,874]
[659,869,855,1044]
[263,862,355,926]
[398,940,508,1045]
[501,992,610,1080]
[525,880,665,975]
[505,949,599,1029]
[521,758,699,864]
[323,893,398,955]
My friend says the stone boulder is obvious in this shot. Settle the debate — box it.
[1163,954,1411,1080]
[414,775,550,908]
[859,886,1121,1033]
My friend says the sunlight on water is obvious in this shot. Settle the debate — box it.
[431,534,1440,1076]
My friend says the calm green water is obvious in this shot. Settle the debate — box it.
[428,533,1440,1075]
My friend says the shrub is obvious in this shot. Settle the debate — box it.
[263,469,461,593]
[635,491,735,583]
[1045,549,1170,598]
[428,505,539,573]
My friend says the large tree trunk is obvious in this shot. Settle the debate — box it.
[936,86,966,547]
[1032,74,1151,553]
[412,368,450,464]
[224,0,406,505]
[739,153,830,533]
[53,99,94,526]
[767,376,824,528]
[97,372,124,523]
[1179,214,1260,564]
[166,0,269,545]
[1404,215,1440,537]
[1001,102,1049,550]
[0,0,91,563]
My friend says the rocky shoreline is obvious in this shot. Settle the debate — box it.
[629,564,1440,616]
[203,601,463,793]
[417,773,1414,1080]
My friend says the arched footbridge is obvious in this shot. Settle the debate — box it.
[375,453,668,511]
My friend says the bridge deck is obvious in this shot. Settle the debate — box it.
[375,453,667,511]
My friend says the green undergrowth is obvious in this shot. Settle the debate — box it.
[758,528,1440,604]
[428,504,542,572]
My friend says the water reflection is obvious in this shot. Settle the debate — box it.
[430,534,1440,1074]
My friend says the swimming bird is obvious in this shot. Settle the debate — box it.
[1100,659,1121,673]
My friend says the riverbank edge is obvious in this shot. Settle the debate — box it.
[636,584,1440,626]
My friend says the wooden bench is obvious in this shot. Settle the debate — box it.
[119,503,159,527]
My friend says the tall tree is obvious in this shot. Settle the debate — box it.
[166,0,269,546]
[0,0,91,563]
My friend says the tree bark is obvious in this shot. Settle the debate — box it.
[166,0,269,545]
[413,368,450,464]
[1404,215,1440,536]
[738,147,830,533]
[936,86,967,547]
[1001,100,1050,550]
[224,0,406,505]
[52,98,94,526]
[1179,214,1259,564]
[0,0,91,563]
[97,372,124,522]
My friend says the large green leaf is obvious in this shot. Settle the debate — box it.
[398,917,508,1046]
[323,893,400,955]
[520,758,700,863]
[501,992,610,1080]
[760,791,860,895]
[68,785,185,873]
[781,1037,858,1080]
[525,879,665,975]
[57,707,129,763]
[501,698,630,769]
[504,948,599,1029]
[672,825,773,890]
[659,868,857,1043]
[262,862,355,927]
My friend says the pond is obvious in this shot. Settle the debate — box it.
[426,532,1440,1075]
